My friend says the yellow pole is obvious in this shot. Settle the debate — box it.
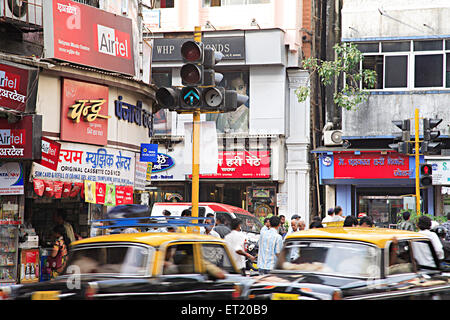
[414,108,420,217]
[191,111,201,232]
[191,26,202,232]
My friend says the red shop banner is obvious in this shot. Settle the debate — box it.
[60,78,110,145]
[115,185,134,205]
[0,114,42,160]
[198,150,271,179]
[43,0,135,76]
[333,152,411,179]
[37,137,61,171]
[0,61,38,113]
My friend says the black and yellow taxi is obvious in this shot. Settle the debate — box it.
[0,231,251,300]
[244,227,450,300]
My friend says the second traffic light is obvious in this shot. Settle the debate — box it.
[180,41,223,87]
[420,163,433,187]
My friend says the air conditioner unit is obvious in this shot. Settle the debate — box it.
[1,0,43,27]
[324,130,343,146]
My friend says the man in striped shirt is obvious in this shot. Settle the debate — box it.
[257,216,283,275]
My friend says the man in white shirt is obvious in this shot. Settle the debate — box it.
[201,214,220,238]
[225,218,256,275]
[322,208,336,227]
[415,216,444,267]
[334,206,346,222]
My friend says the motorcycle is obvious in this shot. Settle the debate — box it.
[244,238,258,273]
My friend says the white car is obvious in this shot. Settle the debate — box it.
[150,202,262,243]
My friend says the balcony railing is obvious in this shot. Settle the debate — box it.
[0,0,43,30]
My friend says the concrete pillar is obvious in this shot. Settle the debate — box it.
[285,69,310,226]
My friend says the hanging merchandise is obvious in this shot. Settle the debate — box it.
[96,182,106,205]
[43,180,54,198]
[84,180,96,204]
[104,184,116,206]
[53,181,63,199]
[69,182,82,198]
[33,179,45,197]
[62,182,72,198]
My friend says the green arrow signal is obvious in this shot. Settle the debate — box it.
[182,88,201,107]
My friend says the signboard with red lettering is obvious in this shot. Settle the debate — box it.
[43,0,135,76]
[333,152,411,179]
[0,61,38,113]
[60,78,109,145]
[38,137,61,171]
[0,115,42,160]
[198,150,271,179]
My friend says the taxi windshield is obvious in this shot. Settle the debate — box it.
[61,244,153,277]
[275,240,380,278]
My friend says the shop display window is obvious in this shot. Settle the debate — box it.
[246,186,276,221]
[0,195,23,224]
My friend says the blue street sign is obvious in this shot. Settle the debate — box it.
[140,143,158,162]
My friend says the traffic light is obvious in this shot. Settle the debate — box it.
[155,87,180,112]
[419,163,433,187]
[389,119,411,154]
[180,86,202,109]
[180,41,224,87]
[392,119,411,142]
[422,118,442,155]
[221,90,249,112]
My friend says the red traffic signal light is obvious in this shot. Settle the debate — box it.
[420,164,432,175]
[420,164,433,187]
[180,64,202,86]
[181,41,203,63]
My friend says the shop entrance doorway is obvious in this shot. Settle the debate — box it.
[358,195,414,228]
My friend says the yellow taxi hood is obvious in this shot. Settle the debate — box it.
[285,227,426,248]
[71,232,224,247]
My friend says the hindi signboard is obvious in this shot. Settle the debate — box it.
[31,142,136,187]
[43,0,135,76]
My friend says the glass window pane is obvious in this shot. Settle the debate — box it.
[201,244,237,274]
[362,55,383,89]
[152,71,172,87]
[357,43,379,53]
[414,40,443,51]
[382,42,410,52]
[385,56,408,88]
[415,54,443,87]
[446,40,450,50]
[154,0,175,8]
[446,54,450,87]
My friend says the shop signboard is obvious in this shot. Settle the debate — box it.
[134,159,148,191]
[425,159,449,185]
[43,0,135,76]
[140,143,158,162]
[60,79,110,146]
[153,37,245,61]
[0,114,42,160]
[0,162,24,195]
[198,150,271,179]
[333,152,411,179]
[38,137,61,171]
[30,142,135,187]
[0,61,39,113]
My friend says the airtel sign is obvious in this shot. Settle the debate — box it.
[43,0,135,76]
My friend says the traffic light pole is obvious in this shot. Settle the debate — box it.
[191,26,202,232]
[414,108,420,217]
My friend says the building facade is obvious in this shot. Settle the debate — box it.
[318,0,450,225]
[145,0,312,224]
[0,0,156,284]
